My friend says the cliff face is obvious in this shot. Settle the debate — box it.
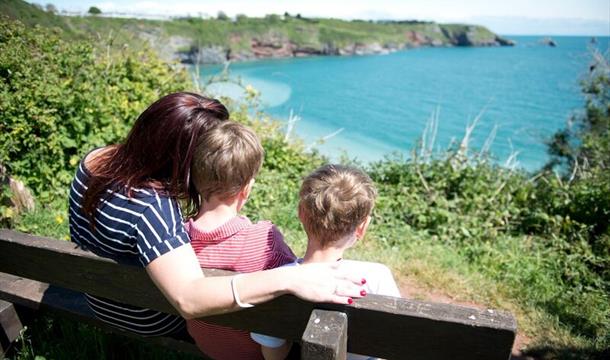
[174,22,514,64]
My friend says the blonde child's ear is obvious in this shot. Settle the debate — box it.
[355,215,372,240]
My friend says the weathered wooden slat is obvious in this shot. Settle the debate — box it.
[0,229,517,359]
[344,297,516,360]
[301,309,347,360]
[0,300,24,358]
[0,230,315,340]
[0,273,205,357]
[0,229,233,315]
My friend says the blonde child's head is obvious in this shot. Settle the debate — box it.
[299,164,377,248]
[191,121,264,202]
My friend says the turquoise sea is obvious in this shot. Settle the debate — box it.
[200,36,610,171]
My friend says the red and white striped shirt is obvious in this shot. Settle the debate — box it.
[185,216,296,360]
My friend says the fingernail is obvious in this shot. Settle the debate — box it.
[360,290,367,296]
[347,298,354,305]
[361,278,367,285]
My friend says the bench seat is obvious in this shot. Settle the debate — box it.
[0,229,517,359]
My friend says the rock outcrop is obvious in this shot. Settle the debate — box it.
[174,24,515,65]
[540,37,557,47]
[442,26,515,47]
[0,164,35,218]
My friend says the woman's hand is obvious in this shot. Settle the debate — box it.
[284,262,366,304]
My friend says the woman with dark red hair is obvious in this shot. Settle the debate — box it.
[68,92,364,336]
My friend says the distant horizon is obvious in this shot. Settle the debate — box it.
[28,0,610,36]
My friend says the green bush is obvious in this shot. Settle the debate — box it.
[367,154,609,346]
[0,18,191,199]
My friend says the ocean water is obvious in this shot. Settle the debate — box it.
[199,36,610,171]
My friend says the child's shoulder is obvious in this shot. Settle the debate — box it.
[237,217,282,236]
[339,260,401,297]
[339,260,392,275]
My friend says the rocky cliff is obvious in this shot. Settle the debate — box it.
[172,22,514,64]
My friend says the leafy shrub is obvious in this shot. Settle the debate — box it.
[0,18,191,199]
[544,50,610,283]
[367,153,609,345]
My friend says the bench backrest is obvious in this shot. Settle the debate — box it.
[0,229,516,359]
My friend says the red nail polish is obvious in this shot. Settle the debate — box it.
[347,298,354,305]
[360,290,367,296]
[361,278,367,285]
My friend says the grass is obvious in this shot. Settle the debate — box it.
[6,316,200,360]
[10,197,69,241]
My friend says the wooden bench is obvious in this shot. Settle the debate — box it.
[0,229,517,359]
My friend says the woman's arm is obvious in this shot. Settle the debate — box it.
[146,244,364,319]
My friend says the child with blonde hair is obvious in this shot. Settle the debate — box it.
[251,164,401,360]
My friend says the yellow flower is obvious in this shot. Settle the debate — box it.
[55,215,64,224]
[245,84,259,98]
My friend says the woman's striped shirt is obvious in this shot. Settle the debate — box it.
[68,157,189,337]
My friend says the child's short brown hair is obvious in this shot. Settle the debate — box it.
[191,121,264,201]
[299,164,377,247]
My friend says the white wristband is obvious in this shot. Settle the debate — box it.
[231,274,254,308]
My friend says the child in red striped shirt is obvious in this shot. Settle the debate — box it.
[186,121,296,360]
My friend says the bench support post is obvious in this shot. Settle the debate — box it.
[0,300,24,358]
[301,309,348,360]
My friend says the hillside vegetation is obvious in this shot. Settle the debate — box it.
[2,0,512,64]
[0,5,608,360]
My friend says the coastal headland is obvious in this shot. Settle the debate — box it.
[1,0,514,64]
[167,17,515,64]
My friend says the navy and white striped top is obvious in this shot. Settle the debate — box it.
[69,155,189,336]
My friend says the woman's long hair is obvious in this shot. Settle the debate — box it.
[82,92,229,222]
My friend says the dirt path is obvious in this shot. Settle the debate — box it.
[397,276,534,359]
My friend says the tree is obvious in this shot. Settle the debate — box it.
[265,14,280,23]
[88,6,102,15]
[45,3,57,13]
[216,11,229,21]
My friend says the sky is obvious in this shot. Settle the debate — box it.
[29,0,610,35]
